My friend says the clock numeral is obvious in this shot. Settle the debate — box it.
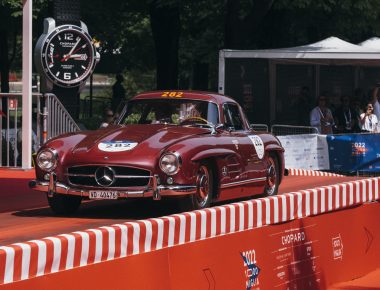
[64,72,71,80]
[64,33,74,41]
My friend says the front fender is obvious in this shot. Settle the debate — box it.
[191,148,237,162]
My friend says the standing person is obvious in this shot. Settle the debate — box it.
[359,103,378,133]
[334,96,357,133]
[111,74,126,113]
[371,85,380,121]
[310,95,335,134]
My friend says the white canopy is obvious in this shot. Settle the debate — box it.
[358,37,380,50]
[221,36,380,65]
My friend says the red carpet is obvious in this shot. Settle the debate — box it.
[0,168,46,213]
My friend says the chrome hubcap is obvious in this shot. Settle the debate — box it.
[196,166,209,207]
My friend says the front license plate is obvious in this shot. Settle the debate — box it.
[89,191,118,200]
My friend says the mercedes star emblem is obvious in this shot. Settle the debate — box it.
[95,166,116,187]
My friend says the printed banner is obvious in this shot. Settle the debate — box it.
[278,134,329,170]
[327,133,380,172]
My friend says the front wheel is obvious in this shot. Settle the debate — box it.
[47,194,82,215]
[180,162,214,211]
[264,154,280,196]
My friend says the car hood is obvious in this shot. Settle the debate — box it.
[64,124,209,167]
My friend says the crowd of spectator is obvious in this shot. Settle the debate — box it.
[304,85,380,134]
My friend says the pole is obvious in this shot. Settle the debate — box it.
[21,0,33,169]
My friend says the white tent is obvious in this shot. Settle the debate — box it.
[358,37,380,50]
[220,36,380,67]
[218,37,380,122]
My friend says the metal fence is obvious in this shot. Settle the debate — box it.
[44,93,80,141]
[271,124,319,136]
[250,123,269,132]
[0,93,80,167]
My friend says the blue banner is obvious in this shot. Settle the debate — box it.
[327,133,380,172]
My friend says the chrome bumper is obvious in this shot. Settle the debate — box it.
[29,173,196,200]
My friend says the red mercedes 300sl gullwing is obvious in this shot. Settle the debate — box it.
[30,91,284,214]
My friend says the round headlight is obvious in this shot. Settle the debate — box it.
[37,149,58,171]
[159,152,180,175]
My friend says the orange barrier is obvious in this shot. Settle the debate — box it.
[1,178,379,289]
[287,168,344,177]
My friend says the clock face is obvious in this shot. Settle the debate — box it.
[41,25,96,87]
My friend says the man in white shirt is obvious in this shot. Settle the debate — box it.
[310,95,335,134]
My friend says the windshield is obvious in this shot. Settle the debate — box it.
[118,99,219,125]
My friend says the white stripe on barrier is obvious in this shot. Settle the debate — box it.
[200,210,207,240]
[280,195,287,222]
[307,190,312,217]
[361,180,367,202]
[256,200,262,227]
[238,203,244,231]
[13,243,31,280]
[327,186,333,211]
[355,181,360,203]
[264,198,271,225]
[348,182,354,205]
[115,224,128,258]
[220,206,226,235]
[320,188,326,213]
[209,208,217,238]
[31,240,47,277]
[342,184,347,207]
[88,230,103,263]
[102,226,116,261]
[227,205,235,233]
[2,247,14,284]
[296,192,303,218]
[172,214,186,245]
[273,197,279,224]
[131,223,140,255]
[140,221,152,253]
[189,212,196,242]
[72,232,88,267]
[60,234,75,270]
[289,194,295,220]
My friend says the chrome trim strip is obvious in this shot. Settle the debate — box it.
[29,179,196,198]
[66,173,151,179]
[221,177,266,189]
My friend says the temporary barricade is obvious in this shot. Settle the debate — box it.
[271,124,319,136]
[287,168,344,177]
[0,177,379,289]
[327,133,380,173]
[0,93,80,168]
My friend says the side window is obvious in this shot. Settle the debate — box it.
[223,104,234,129]
[223,103,244,130]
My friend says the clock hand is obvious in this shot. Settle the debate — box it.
[61,37,81,62]
[61,44,87,62]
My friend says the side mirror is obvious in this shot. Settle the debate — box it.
[215,123,225,130]
[211,123,225,135]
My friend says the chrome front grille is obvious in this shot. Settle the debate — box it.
[67,166,151,187]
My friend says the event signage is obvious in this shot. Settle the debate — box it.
[327,133,380,172]
[278,134,330,170]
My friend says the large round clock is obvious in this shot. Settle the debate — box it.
[39,24,98,88]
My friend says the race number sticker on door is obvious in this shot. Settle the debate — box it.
[248,135,265,159]
[98,140,138,152]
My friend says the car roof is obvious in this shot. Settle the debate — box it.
[131,90,237,106]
